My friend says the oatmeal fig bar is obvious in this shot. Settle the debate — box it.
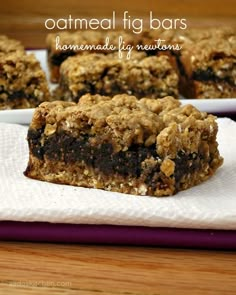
[24,94,223,197]
[46,29,177,83]
[46,30,141,83]
[178,35,236,98]
[0,51,51,110]
[56,51,179,101]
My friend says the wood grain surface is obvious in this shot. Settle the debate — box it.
[0,242,235,295]
[0,0,235,47]
[2,0,236,17]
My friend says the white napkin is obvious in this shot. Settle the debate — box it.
[0,118,236,230]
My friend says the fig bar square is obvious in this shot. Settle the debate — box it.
[46,30,139,83]
[0,51,51,110]
[56,51,179,101]
[179,35,236,98]
[24,94,223,197]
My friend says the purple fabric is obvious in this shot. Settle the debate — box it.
[215,113,236,120]
[0,221,236,249]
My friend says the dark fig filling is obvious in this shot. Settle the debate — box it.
[28,129,158,177]
[0,90,27,100]
[192,68,235,86]
[0,90,39,106]
[50,51,77,66]
[27,128,204,190]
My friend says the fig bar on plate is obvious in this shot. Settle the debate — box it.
[56,51,179,101]
[24,94,223,197]
[179,35,236,98]
[46,29,176,83]
[46,30,139,83]
[0,50,51,110]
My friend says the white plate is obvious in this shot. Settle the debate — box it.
[181,99,236,113]
[0,50,235,125]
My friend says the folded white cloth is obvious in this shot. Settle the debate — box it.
[0,118,236,230]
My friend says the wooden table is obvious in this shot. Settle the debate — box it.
[0,242,235,294]
[0,0,235,48]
